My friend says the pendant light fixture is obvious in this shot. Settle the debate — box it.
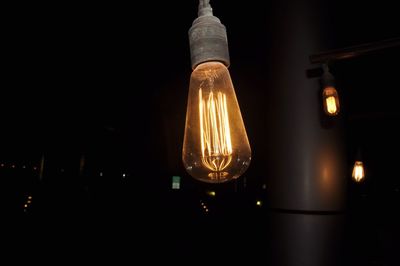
[321,64,340,116]
[182,0,251,183]
[352,149,365,183]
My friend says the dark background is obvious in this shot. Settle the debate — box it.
[1,0,399,264]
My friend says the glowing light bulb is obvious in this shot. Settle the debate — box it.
[321,64,340,116]
[183,0,251,183]
[183,62,251,183]
[323,86,340,116]
[352,161,365,182]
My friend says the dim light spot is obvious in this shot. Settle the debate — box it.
[206,190,216,197]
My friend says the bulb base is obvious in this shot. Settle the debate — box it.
[321,65,336,87]
[189,14,230,69]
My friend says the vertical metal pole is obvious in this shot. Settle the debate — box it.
[263,0,347,265]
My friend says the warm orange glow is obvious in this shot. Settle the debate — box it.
[322,86,340,116]
[199,89,233,172]
[352,161,365,182]
[182,62,251,183]
[325,96,337,114]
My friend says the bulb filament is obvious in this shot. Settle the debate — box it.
[199,88,233,173]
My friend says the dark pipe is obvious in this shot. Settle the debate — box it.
[309,37,400,64]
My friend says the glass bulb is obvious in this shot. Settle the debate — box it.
[182,61,251,183]
[352,161,365,182]
[322,86,340,116]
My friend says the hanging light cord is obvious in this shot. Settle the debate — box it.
[189,0,230,68]
[322,63,329,73]
[198,0,213,16]
[321,63,335,86]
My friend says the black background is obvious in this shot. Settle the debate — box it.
[1,0,399,264]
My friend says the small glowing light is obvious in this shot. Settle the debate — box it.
[325,95,337,114]
[321,64,340,117]
[202,205,207,209]
[27,200,32,204]
[205,209,209,212]
[352,161,365,182]
[122,173,126,178]
[0,163,4,167]
[322,86,340,116]
[256,200,262,206]
[33,166,37,170]
[172,176,181,189]
[262,184,267,189]
[99,172,103,177]
[28,196,32,200]
[22,165,26,169]
[24,204,28,208]
[206,190,216,197]
[11,164,15,168]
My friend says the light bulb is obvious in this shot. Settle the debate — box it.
[352,161,365,182]
[322,86,340,116]
[183,0,251,183]
[183,62,251,183]
[321,64,340,116]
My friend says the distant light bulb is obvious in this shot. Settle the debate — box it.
[206,190,216,197]
[352,161,365,182]
[183,62,251,183]
[323,86,340,116]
